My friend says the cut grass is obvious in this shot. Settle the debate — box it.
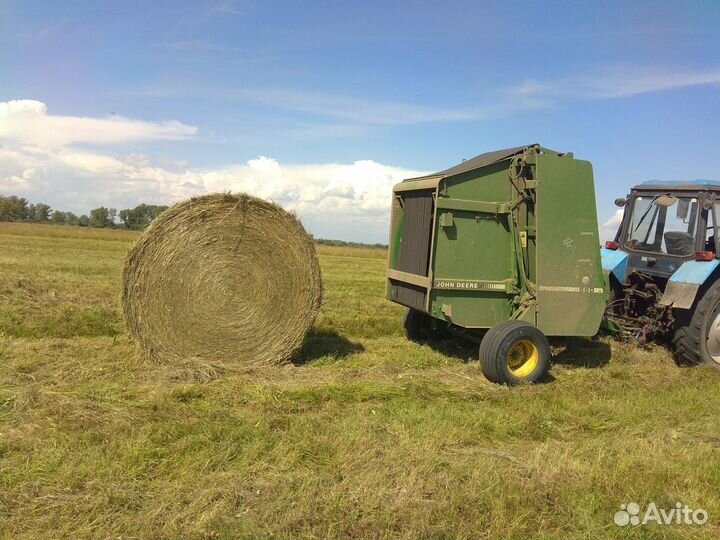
[1,223,720,539]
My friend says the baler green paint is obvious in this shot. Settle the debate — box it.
[386,145,607,337]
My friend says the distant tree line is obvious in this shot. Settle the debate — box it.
[315,238,388,249]
[0,195,168,230]
[1,194,388,247]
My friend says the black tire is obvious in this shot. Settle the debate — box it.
[403,308,426,342]
[672,279,720,368]
[403,308,450,342]
[478,320,551,385]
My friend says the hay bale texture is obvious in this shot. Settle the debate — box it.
[122,193,322,365]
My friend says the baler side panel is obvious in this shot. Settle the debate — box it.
[535,156,607,336]
[428,164,515,328]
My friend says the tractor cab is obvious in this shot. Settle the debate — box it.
[602,180,720,366]
[608,181,720,279]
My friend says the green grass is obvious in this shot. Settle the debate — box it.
[2,223,720,539]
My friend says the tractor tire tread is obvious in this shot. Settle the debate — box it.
[672,279,720,367]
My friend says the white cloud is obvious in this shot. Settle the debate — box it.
[57,151,126,174]
[133,65,720,130]
[200,157,424,217]
[0,100,426,241]
[511,67,720,103]
[188,157,426,241]
[0,99,197,147]
[600,209,624,242]
[11,71,717,242]
[210,0,252,16]
[1,168,37,192]
[4,149,423,241]
[232,88,484,126]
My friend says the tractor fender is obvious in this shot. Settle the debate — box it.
[660,260,720,309]
[600,247,628,283]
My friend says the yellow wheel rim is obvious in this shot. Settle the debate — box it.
[506,339,539,378]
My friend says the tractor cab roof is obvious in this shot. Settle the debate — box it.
[633,179,720,191]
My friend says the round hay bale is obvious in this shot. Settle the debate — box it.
[121,193,322,365]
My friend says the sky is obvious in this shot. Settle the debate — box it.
[1,0,719,242]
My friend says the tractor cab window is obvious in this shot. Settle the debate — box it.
[706,202,720,253]
[625,195,698,256]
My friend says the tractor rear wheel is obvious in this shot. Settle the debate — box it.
[478,320,551,385]
[673,279,720,368]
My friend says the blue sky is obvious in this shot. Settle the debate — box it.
[1,0,719,242]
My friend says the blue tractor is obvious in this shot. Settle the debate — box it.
[603,180,720,367]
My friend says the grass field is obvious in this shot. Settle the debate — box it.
[2,222,720,539]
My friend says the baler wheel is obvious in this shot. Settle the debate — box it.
[403,308,426,342]
[403,308,449,342]
[478,320,550,385]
